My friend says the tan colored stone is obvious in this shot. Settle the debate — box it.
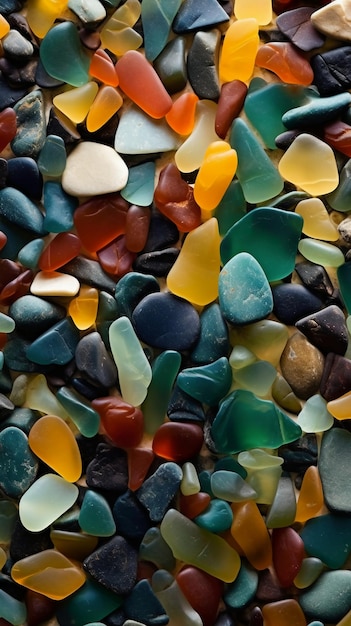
[280,331,325,401]
[311,0,351,41]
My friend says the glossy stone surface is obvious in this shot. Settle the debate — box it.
[319,427,351,513]
[0,426,38,498]
[39,21,90,87]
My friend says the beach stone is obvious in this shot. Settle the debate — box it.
[172,0,229,33]
[276,6,325,51]
[86,443,128,493]
[319,427,351,513]
[0,426,38,498]
[187,29,220,100]
[272,283,324,326]
[62,142,128,196]
[7,156,43,201]
[0,187,46,235]
[135,462,183,523]
[11,89,46,158]
[83,535,138,595]
[9,294,66,339]
[2,28,33,59]
[75,332,117,388]
[311,0,351,41]
[280,332,325,400]
[295,305,348,355]
[300,570,351,622]
[320,353,351,401]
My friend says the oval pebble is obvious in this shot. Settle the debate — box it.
[19,473,79,532]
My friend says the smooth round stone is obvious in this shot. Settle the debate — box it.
[280,332,325,400]
[68,0,106,23]
[11,90,46,158]
[172,0,229,34]
[9,294,66,338]
[0,187,46,235]
[0,426,38,498]
[56,386,100,438]
[30,271,80,297]
[219,252,273,325]
[132,292,200,351]
[211,470,257,502]
[43,181,77,233]
[38,134,66,177]
[282,92,351,129]
[115,105,181,154]
[272,283,324,326]
[187,29,220,100]
[115,272,159,319]
[62,142,128,197]
[75,332,117,388]
[3,28,34,58]
[300,512,351,569]
[190,303,229,364]
[7,156,43,200]
[19,473,79,532]
[0,589,27,626]
[18,237,45,269]
[224,561,258,609]
[311,1,351,41]
[86,443,128,493]
[300,571,351,622]
[295,304,348,355]
[298,238,345,267]
[0,311,15,333]
[153,36,187,94]
[319,427,351,513]
[39,21,90,87]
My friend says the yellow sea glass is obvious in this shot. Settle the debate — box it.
[86,86,123,133]
[278,133,339,196]
[11,549,85,600]
[194,141,238,213]
[26,0,69,38]
[327,390,351,420]
[53,82,99,125]
[100,0,142,56]
[234,0,273,25]
[28,415,82,482]
[295,198,339,241]
[219,18,259,84]
[230,500,272,570]
[0,14,10,38]
[295,466,324,523]
[68,286,99,331]
[175,100,219,173]
[166,217,221,306]
[50,530,98,561]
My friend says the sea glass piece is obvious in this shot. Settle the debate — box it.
[109,316,152,406]
[234,0,272,24]
[0,14,10,38]
[219,18,259,83]
[142,350,181,435]
[141,0,182,61]
[294,557,324,589]
[0,107,17,153]
[43,181,77,233]
[238,449,283,505]
[255,42,314,85]
[11,549,85,600]
[319,427,351,514]
[272,527,305,587]
[154,163,201,233]
[262,599,306,626]
[55,579,122,625]
[0,588,27,626]
[296,394,334,433]
[116,50,172,119]
[295,197,339,241]
[167,218,221,306]
[278,133,339,195]
[166,93,199,136]
[26,0,69,38]
[181,462,201,496]
[230,501,272,570]
[100,0,142,57]
[89,48,119,86]
[298,238,344,268]
[153,422,204,463]
[266,473,297,528]
[0,426,38,499]
[229,118,284,203]
[160,508,240,583]
[211,389,302,454]
[39,232,81,272]
[121,162,155,207]
[50,530,98,561]
[193,141,237,213]
[40,21,90,87]
[115,105,181,154]
[295,466,324,523]
[220,207,303,281]
[26,317,80,365]
[92,395,144,448]
[69,286,99,331]
[86,86,123,132]
[24,373,69,419]
[28,415,82,482]
[53,82,99,125]
[79,490,116,537]
[210,470,257,502]
[19,474,78,532]
[37,135,66,177]
[230,320,289,367]
[175,100,219,173]
[56,386,100,438]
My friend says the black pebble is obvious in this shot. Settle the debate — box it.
[113,490,152,543]
[10,519,53,561]
[311,47,351,96]
[6,156,43,200]
[272,283,324,325]
[133,247,179,276]
[320,352,351,401]
[142,212,179,252]
[295,304,348,356]
[86,442,128,494]
[83,535,138,595]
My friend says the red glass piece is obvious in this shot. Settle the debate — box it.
[215,80,248,139]
[177,566,223,626]
[115,50,172,119]
[324,120,351,158]
[73,193,129,253]
[0,108,17,152]
[38,233,81,271]
[92,395,144,448]
[272,527,305,588]
[255,42,314,85]
[179,492,211,519]
[127,447,155,491]
[154,164,202,232]
[0,259,21,291]
[152,422,203,463]
[125,205,151,253]
[0,232,7,251]
[26,590,56,626]
[0,334,7,349]
[97,235,136,277]
[89,48,119,86]
[0,269,33,305]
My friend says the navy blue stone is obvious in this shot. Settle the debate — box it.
[10,520,53,561]
[75,332,117,388]
[311,47,351,96]
[124,580,169,626]
[276,6,325,52]
[0,408,41,435]
[115,272,160,320]
[132,292,200,351]
[104,608,127,626]
[272,283,324,325]
[71,377,109,401]
[3,334,44,373]
[135,462,183,523]
[0,0,25,14]
[0,218,35,260]
[142,213,179,253]
[133,247,179,277]
[7,157,43,201]
[0,76,27,110]
[86,442,128,494]
[167,384,205,422]
[172,0,229,34]
[112,490,152,542]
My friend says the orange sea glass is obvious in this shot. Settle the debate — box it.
[324,120,351,158]
[179,492,212,520]
[219,18,259,84]
[255,42,314,86]
[28,415,82,482]
[0,14,10,38]
[193,141,238,213]
[262,599,307,626]
[68,286,99,330]
[230,501,272,570]
[116,50,172,119]
[165,93,199,136]
[86,85,123,133]
[327,390,351,420]
[295,465,324,523]
[38,233,81,272]
[154,163,201,232]
[89,49,119,86]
